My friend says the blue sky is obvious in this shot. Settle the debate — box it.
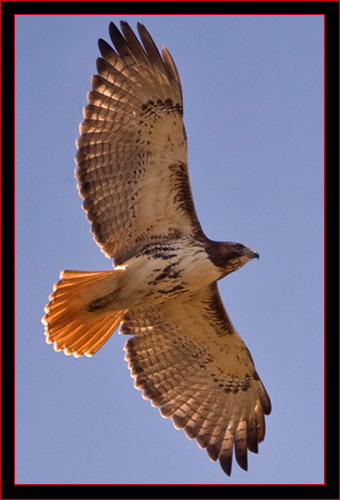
[15,14,324,485]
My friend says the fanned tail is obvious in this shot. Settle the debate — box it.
[42,269,128,358]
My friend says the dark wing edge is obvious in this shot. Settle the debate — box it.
[121,283,271,476]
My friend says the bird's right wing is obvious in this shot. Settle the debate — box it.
[75,22,204,266]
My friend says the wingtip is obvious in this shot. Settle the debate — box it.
[219,453,232,476]
[235,451,248,472]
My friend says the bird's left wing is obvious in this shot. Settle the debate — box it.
[75,22,204,265]
[121,283,271,476]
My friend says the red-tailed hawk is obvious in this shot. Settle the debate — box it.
[42,21,271,477]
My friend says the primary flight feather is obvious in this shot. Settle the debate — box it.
[42,21,271,477]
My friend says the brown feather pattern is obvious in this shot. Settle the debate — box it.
[75,21,202,265]
[43,21,271,477]
[121,283,271,475]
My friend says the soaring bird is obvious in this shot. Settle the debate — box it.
[42,21,271,477]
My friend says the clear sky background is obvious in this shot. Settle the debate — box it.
[15,14,324,485]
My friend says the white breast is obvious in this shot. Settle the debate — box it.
[118,238,222,309]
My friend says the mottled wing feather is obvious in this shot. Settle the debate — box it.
[121,283,271,476]
[75,22,203,265]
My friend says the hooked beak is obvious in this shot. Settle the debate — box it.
[249,249,259,260]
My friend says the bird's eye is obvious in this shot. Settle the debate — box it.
[234,244,244,252]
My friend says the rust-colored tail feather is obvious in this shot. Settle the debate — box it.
[42,270,128,358]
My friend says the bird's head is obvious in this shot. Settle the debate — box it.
[205,240,259,277]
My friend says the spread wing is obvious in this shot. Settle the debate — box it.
[121,283,271,476]
[75,22,203,265]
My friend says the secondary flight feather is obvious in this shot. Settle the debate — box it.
[42,21,271,477]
